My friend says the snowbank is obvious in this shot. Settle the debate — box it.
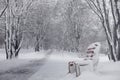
[0,49,47,72]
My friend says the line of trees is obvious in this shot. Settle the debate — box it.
[0,0,118,60]
[86,0,120,61]
[0,0,35,59]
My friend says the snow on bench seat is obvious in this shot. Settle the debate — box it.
[68,42,101,77]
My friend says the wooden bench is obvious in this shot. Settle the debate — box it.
[68,42,101,77]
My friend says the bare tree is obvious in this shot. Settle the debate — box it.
[5,0,35,59]
[25,2,52,51]
[86,0,120,61]
[64,0,89,52]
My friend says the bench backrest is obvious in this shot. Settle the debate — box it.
[85,42,101,60]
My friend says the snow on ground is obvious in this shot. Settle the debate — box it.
[0,49,119,80]
[19,49,47,60]
[0,59,32,72]
[0,49,47,61]
[79,61,120,80]
[0,49,48,72]
[29,50,120,80]
[0,49,6,61]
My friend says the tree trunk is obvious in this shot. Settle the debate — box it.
[109,44,116,61]
[5,0,23,59]
[5,0,12,59]
[117,38,120,60]
[35,35,40,52]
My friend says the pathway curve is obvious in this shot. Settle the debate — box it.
[0,50,52,80]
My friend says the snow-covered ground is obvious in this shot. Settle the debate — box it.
[0,49,48,72]
[0,49,48,61]
[0,49,120,80]
[28,50,120,80]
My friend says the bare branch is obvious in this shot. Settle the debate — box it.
[96,0,104,19]
[19,0,35,16]
[0,3,8,18]
[89,0,101,12]
[86,0,102,19]
[110,0,117,26]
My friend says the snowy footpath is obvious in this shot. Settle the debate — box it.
[0,49,120,80]
[29,51,120,80]
[0,49,52,80]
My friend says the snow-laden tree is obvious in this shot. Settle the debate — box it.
[4,0,35,59]
[55,0,86,52]
[25,1,52,51]
[49,0,102,52]
[86,0,120,61]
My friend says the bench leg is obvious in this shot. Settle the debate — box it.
[68,62,76,73]
[75,63,80,77]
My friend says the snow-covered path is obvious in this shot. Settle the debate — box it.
[0,50,52,80]
[0,50,120,80]
[28,51,120,80]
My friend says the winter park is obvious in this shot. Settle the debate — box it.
[0,0,120,80]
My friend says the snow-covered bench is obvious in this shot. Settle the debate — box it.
[84,42,101,70]
[68,42,101,77]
